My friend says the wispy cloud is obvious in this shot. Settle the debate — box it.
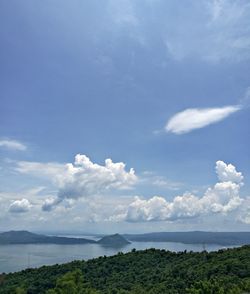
[108,0,138,26]
[240,86,250,107]
[209,0,225,21]
[0,139,27,151]
[165,105,241,134]
[140,172,183,191]
[165,0,250,62]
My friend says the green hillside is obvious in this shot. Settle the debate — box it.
[0,246,249,294]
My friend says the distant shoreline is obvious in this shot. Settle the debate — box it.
[0,230,249,246]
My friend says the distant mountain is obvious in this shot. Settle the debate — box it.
[0,231,130,246]
[123,231,250,245]
[1,230,249,246]
[0,231,96,245]
[98,233,130,246]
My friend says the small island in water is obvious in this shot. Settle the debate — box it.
[97,233,131,246]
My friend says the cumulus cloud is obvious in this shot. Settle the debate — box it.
[16,154,137,210]
[42,198,75,212]
[112,161,244,222]
[9,199,32,213]
[216,160,243,184]
[0,139,27,151]
[165,105,240,134]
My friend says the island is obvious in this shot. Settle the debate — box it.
[98,233,131,246]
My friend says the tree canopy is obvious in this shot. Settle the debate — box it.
[0,246,249,293]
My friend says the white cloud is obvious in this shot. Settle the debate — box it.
[42,198,75,212]
[216,160,243,184]
[0,139,27,151]
[16,154,137,210]
[9,199,32,213]
[112,161,244,222]
[165,105,240,134]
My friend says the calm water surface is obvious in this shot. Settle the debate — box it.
[0,241,236,273]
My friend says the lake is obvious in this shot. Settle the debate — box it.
[0,240,237,273]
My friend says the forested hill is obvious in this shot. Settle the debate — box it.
[0,246,249,293]
[0,231,96,245]
[0,231,131,246]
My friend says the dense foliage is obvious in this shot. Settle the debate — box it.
[0,246,249,293]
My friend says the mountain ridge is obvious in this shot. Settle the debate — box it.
[0,230,96,245]
[0,230,250,246]
[123,231,250,245]
[0,231,131,246]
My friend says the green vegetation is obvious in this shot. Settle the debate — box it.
[0,246,249,293]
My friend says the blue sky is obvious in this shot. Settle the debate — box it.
[0,0,249,233]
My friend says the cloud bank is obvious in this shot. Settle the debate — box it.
[12,156,248,225]
[165,105,240,134]
[112,161,244,222]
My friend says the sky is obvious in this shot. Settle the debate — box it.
[0,0,250,234]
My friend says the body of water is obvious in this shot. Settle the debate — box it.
[0,241,237,274]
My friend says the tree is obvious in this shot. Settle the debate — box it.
[46,270,99,294]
